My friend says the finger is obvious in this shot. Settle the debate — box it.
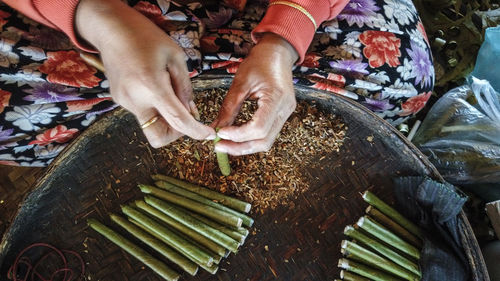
[217,92,295,143]
[212,78,249,129]
[214,115,284,155]
[138,113,183,148]
[168,56,193,110]
[155,74,215,140]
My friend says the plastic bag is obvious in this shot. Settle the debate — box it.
[412,77,500,201]
[470,26,500,93]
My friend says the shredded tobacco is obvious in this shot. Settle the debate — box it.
[160,89,347,212]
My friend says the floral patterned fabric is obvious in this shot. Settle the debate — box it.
[0,0,434,167]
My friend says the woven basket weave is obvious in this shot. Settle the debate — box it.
[0,76,489,281]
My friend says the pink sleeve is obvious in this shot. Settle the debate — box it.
[3,0,95,52]
[252,0,350,63]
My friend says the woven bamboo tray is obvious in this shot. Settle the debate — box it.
[0,75,489,281]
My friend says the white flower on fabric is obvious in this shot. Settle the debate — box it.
[381,78,418,99]
[322,19,342,40]
[407,28,427,48]
[5,104,61,131]
[341,32,362,58]
[13,144,34,154]
[0,63,45,87]
[0,153,32,161]
[20,160,46,167]
[0,38,19,68]
[81,114,97,127]
[372,14,402,34]
[396,57,414,81]
[351,79,383,91]
[19,46,47,61]
[34,143,67,159]
[184,48,201,61]
[367,71,390,84]
[170,30,199,49]
[340,44,361,58]
[383,0,415,26]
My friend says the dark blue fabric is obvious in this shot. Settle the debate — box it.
[393,176,470,281]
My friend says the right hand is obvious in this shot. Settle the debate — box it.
[75,0,215,147]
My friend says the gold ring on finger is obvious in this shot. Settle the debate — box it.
[140,115,160,129]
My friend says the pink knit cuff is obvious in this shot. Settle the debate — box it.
[33,0,96,52]
[252,0,331,63]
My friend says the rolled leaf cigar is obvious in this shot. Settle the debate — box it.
[110,214,198,276]
[366,206,422,248]
[338,258,401,281]
[145,195,240,253]
[344,226,421,277]
[356,216,421,260]
[135,200,227,257]
[129,218,220,274]
[139,184,242,228]
[179,206,248,244]
[127,213,223,266]
[155,180,254,227]
[87,219,180,281]
[341,240,419,281]
[340,270,372,281]
[151,174,251,213]
[214,129,231,176]
[362,191,423,239]
[121,205,214,266]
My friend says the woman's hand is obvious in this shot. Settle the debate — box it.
[76,0,215,147]
[213,33,298,155]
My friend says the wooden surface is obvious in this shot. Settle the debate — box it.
[0,76,489,281]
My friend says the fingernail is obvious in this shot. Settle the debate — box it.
[217,132,229,139]
[189,101,200,121]
[215,145,227,153]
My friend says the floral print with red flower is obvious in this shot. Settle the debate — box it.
[39,50,101,88]
[29,125,79,146]
[0,0,434,166]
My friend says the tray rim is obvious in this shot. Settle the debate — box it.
[0,74,489,281]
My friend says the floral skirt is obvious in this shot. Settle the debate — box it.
[0,0,434,167]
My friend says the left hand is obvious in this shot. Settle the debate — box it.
[212,33,299,155]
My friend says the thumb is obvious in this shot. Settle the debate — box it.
[212,79,249,129]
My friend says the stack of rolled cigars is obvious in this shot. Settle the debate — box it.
[88,174,254,281]
[336,191,424,281]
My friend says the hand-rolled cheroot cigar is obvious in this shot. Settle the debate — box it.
[129,218,219,275]
[338,258,401,281]
[144,195,240,253]
[87,219,180,281]
[134,200,227,257]
[139,184,243,228]
[366,205,422,248]
[182,208,248,244]
[340,270,371,281]
[154,180,254,227]
[151,174,251,213]
[109,214,199,276]
[344,225,421,277]
[356,216,420,260]
[121,205,214,267]
[341,240,419,281]
[362,191,423,239]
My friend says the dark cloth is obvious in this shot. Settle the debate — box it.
[393,176,470,281]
